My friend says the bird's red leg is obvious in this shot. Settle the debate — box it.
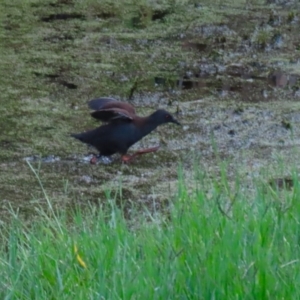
[133,146,160,156]
[121,146,160,163]
[90,155,98,164]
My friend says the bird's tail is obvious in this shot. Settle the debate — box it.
[70,133,84,142]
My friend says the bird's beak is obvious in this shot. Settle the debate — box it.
[172,118,181,126]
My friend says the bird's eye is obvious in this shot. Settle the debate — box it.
[165,114,170,119]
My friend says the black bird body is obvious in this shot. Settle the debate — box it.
[72,118,155,156]
[71,98,180,161]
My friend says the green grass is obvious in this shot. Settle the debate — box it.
[1,0,300,298]
[1,165,300,299]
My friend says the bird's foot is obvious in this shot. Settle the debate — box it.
[121,154,134,163]
[90,155,99,164]
[121,146,160,163]
[90,154,113,165]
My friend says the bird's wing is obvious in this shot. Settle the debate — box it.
[88,98,136,115]
[91,108,133,122]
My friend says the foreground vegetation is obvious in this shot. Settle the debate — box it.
[1,165,300,299]
[1,0,300,222]
[1,0,300,297]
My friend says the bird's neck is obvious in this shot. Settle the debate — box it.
[137,115,160,137]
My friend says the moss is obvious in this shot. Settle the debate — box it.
[1,0,300,220]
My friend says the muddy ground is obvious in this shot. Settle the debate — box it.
[1,0,300,222]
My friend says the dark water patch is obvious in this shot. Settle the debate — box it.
[154,77,167,86]
[33,126,55,132]
[152,77,179,90]
[226,66,250,79]
[96,12,118,19]
[33,72,59,80]
[40,13,85,22]
[228,129,235,136]
[43,33,75,42]
[182,41,208,52]
[132,77,175,92]
[268,72,288,87]
[129,7,170,29]
[99,36,114,45]
[151,9,170,21]
[33,72,77,89]
[233,107,244,115]
[214,36,227,47]
[281,119,292,130]
[59,80,78,89]
[49,1,73,7]
[178,76,200,90]
[0,140,14,148]
[176,66,218,91]
[266,0,294,5]
[269,176,294,190]
[218,81,269,102]
[268,71,299,88]
[31,0,74,7]
[151,63,299,101]
[176,65,255,94]
[267,11,282,26]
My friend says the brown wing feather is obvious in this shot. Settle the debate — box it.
[88,98,136,115]
[91,108,133,122]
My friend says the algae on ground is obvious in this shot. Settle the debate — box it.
[0,0,300,222]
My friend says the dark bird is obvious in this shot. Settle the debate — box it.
[71,97,181,163]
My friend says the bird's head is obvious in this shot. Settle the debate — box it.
[151,109,181,126]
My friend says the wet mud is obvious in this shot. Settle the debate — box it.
[1,0,300,222]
